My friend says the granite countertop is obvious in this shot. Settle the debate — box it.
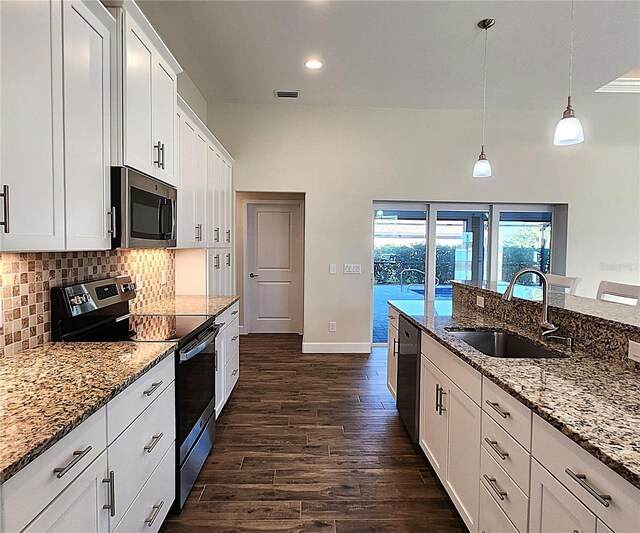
[389,299,640,490]
[134,295,239,317]
[0,341,176,484]
[451,280,640,328]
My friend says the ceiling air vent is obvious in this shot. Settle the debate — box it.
[274,90,300,99]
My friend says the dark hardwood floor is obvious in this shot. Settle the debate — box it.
[162,334,466,533]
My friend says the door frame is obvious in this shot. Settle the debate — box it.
[241,198,305,335]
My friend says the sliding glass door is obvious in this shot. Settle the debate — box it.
[372,205,426,343]
[372,202,563,344]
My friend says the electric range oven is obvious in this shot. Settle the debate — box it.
[51,275,219,511]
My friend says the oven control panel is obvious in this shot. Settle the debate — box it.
[57,275,137,317]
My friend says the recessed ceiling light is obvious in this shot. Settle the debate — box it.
[304,59,323,70]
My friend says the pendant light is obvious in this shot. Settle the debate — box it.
[473,18,495,179]
[553,0,584,146]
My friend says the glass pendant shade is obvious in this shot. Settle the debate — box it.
[553,101,584,146]
[472,150,492,178]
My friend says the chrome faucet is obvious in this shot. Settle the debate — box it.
[502,268,559,338]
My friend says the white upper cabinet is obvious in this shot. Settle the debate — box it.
[63,0,114,251]
[107,0,181,186]
[0,0,114,252]
[176,96,234,253]
[0,0,65,251]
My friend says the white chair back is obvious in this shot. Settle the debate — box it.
[546,274,581,295]
[596,281,640,306]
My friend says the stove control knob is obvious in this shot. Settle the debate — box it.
[122,282,137,293]
[69,293,89,306]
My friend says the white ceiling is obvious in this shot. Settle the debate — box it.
[138,0,640,110]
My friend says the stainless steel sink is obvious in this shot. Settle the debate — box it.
[446,330,567,359]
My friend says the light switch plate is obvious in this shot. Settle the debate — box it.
[329,264,337,275]
[161,271,167,285]
[476,296,485,308]
[629,340,640,363]
[344,264,361,274]
[329,322,336,332]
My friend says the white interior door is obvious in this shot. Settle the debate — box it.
[246,202,303,334]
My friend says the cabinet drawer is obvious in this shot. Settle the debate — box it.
[482,377,532,450]
[107,353,174,444]
[479,481,519,533]
[388,306,399,330]
[216,301,239,330]
[532,414,639,533]
[225,321,240,364]
[225,348,240,400]
[113,443,174,533]
[480,447,529,533]
[108,382,176,527]
[3,407,107,533]
[421,331,481,405]
[482,412,531,495]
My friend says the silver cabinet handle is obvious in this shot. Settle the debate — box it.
[0,185,9,233]
[226,229,231,242]
[232,369,238,376]
[232,335,239,341]
[143,381,163,397]
[392,338,397,356]
[102,470,116,516]
[485,400,510,419]
[215,254,221,269]
[160,142,166,170]
[483,474,507,500]
[215,350,218,371]
[231,310,238,315]
[107,206,117,236]
[53,446,92,478]
[145,501,164,527]
[388,315,396,320]
[153,141,162,167]
[565,469,611,507]
[484,438,509,460]
[438,388,447,415]
[214,227,220,242]
[226,253,231,266]
[144,432,164,453]
[435,384,440,412]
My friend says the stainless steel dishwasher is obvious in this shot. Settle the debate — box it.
[396,315,421,443]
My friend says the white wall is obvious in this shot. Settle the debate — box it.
[207,97,640,349]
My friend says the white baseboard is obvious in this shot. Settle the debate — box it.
[301,342,371,354]
[239,325,246,335]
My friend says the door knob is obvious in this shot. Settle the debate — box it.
[249,273,258,278]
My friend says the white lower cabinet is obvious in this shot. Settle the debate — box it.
[0,353,176,533]
[478,481,519,533]
[419,351,480,532]
[112,445,174,533]
[529,458,596,533]
[215,303,240,417]
[406,320,638,533]
[107,382,176,528]
[387,319,398,399]
[23,452,110,533]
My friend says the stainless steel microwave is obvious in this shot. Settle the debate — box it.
[111,167,177,249]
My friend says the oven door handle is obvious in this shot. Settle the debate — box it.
[180,327,220,362]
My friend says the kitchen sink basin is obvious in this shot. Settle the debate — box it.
[446,330,567,359]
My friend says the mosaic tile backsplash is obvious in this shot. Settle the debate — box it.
[0,250,175,356]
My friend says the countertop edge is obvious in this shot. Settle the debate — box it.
[211,296,240,317]
[0,342,177,485]
[389,301,640,491]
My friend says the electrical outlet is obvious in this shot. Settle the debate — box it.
[329,264,337,275]
[329,322,336,332]
[161,271,167,285]
[476,296,485,308]
[629,340,640,363]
